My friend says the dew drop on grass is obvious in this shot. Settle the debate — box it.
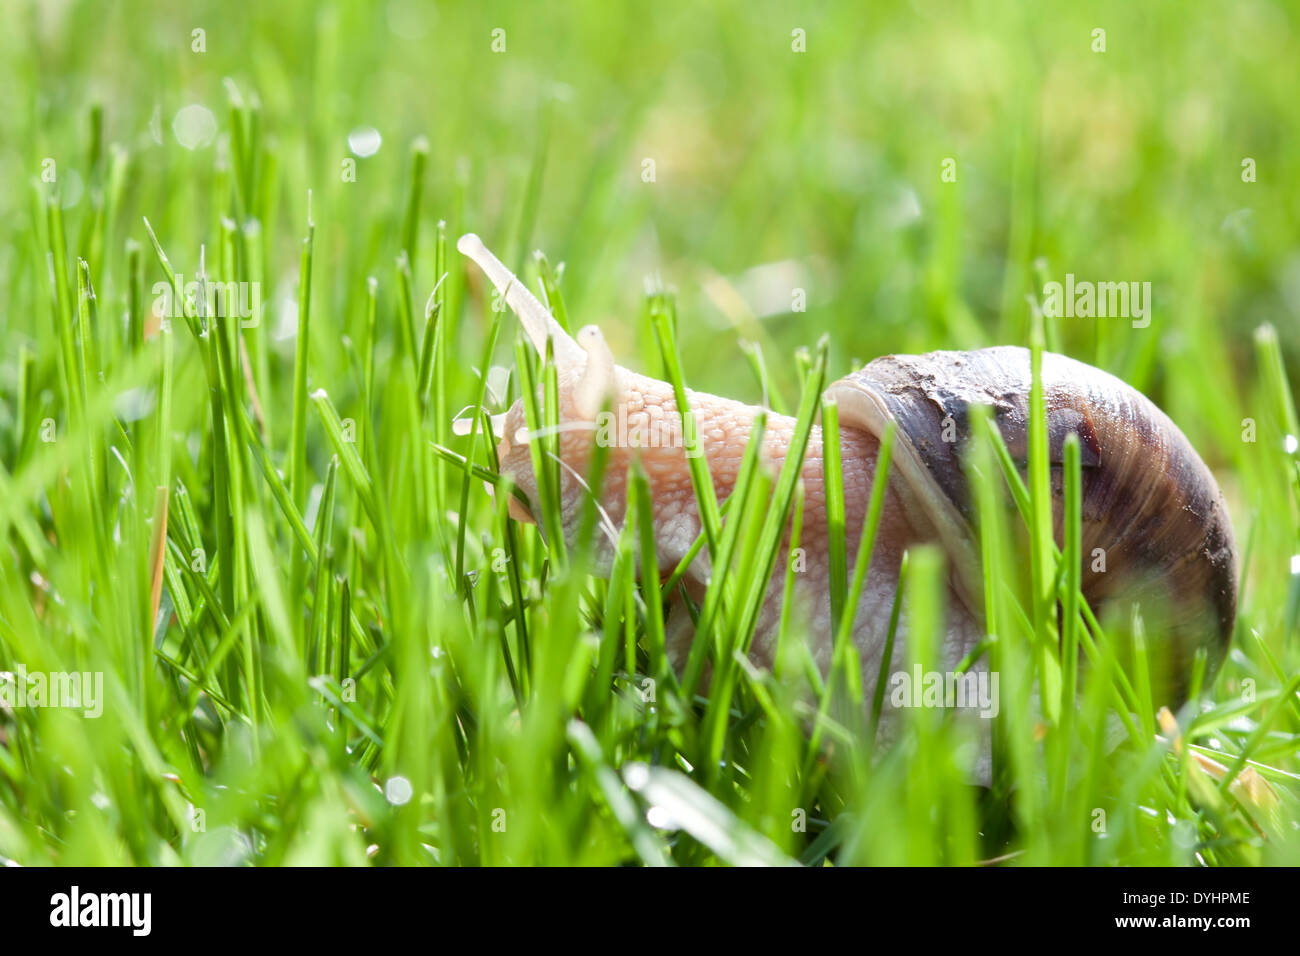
[348,126,383,157]
[384,775,413,806]
[646,805,678,830]
[623,762,649,791]
[172,104,217,150]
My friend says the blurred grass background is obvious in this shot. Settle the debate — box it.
[6,0,1298,455]
[0,0,1298,865]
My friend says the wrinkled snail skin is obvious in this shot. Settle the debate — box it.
[458,234,1238,722]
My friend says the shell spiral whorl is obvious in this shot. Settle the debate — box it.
[828,346,1237,704]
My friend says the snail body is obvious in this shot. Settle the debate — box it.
[457,235,1237,717]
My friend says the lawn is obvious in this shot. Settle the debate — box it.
[0,0,1297,866]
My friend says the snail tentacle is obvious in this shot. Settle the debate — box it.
[456,233,585,367]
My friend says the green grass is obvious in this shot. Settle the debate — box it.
[1,0,1298,866]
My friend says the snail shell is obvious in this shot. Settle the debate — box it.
[827,346,1237,703]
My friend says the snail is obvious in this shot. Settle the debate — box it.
[456,233,1238,721]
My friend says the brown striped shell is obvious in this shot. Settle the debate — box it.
[827,346,1237,704]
